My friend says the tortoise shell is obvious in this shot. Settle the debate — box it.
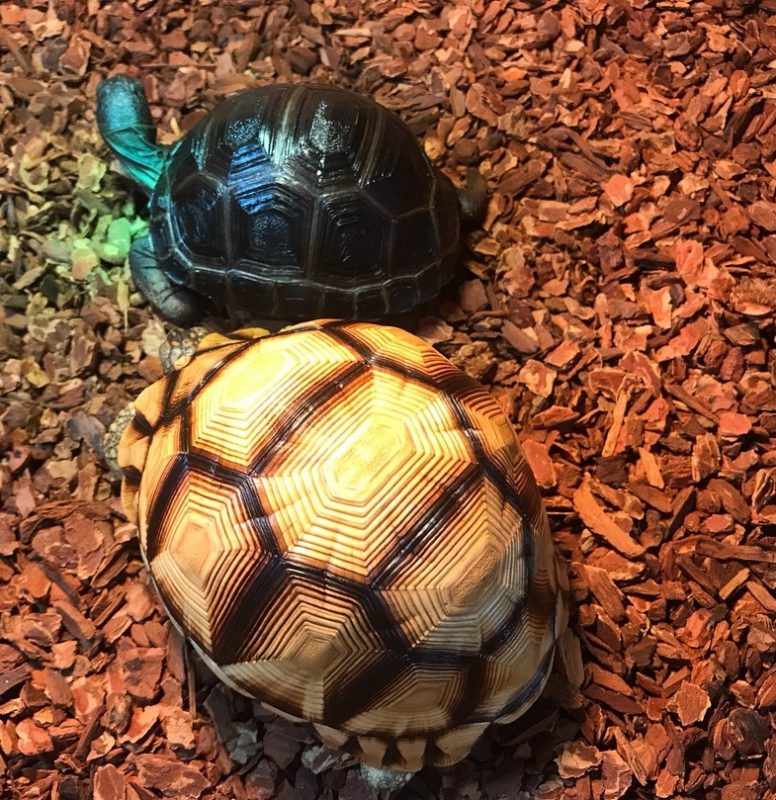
[118,320,567,772]
[149,84,462,319]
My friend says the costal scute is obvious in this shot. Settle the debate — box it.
[117,320,567,772]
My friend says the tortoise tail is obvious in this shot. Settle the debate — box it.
[457,168,488,229]
[96,74,170,195]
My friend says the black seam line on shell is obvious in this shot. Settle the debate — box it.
[341,736,359,758]
[160,339,255,427]
[370,463,483,588]
[317,320,346,330]
[183,451,282,559]
[202,335,247,351]
[283,561,408,653]
[305,199,323,306]
[211,557,287,664]
[161,369,180,418]
[222,331,261,342]
[323,651,413,728]
[450,659,487,726]
[322,325,503,431]
[480,592,530,659]
[381,739,402,770]
[180,380,192,465]
[144,454,192,564]
[222,186,235,267]
[359,98,385,191]
[486,643,554,722]
[405,648,474,667]
[281,82,306,164]
[319,323,442,385]
[423,738,445,767]
[121,465,142,486]
[131,410,154,436]
[246,358,371,475]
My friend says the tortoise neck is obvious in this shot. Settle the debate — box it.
[96,75,170,195]
[102,128,170,195]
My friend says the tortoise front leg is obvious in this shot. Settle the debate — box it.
[102,403,137,480]
[102,325,206,478]
[130,235,209,326]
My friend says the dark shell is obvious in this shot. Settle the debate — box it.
[148,84,461,319]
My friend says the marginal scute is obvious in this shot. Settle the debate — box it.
[117,320,565,772]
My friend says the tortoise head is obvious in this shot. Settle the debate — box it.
[157,326,272,373]
[97,75,151,132]
[96,74,170,195]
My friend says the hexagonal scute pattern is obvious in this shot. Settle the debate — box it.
[149,84,460,319]
[118,320,567,773]
[229,178,312,270]
[308,193,385,284]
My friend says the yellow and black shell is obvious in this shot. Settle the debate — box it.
[118,320,567,772]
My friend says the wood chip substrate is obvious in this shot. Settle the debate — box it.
[0,2,775,799]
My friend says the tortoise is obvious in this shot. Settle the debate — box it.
[96,76,486,326]
[116,319,567,773]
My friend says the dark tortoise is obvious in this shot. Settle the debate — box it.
[97,77,486,325]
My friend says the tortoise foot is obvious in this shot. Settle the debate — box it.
[358,763,413,798]
[103,403,136,480]
[130,235,210,326]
